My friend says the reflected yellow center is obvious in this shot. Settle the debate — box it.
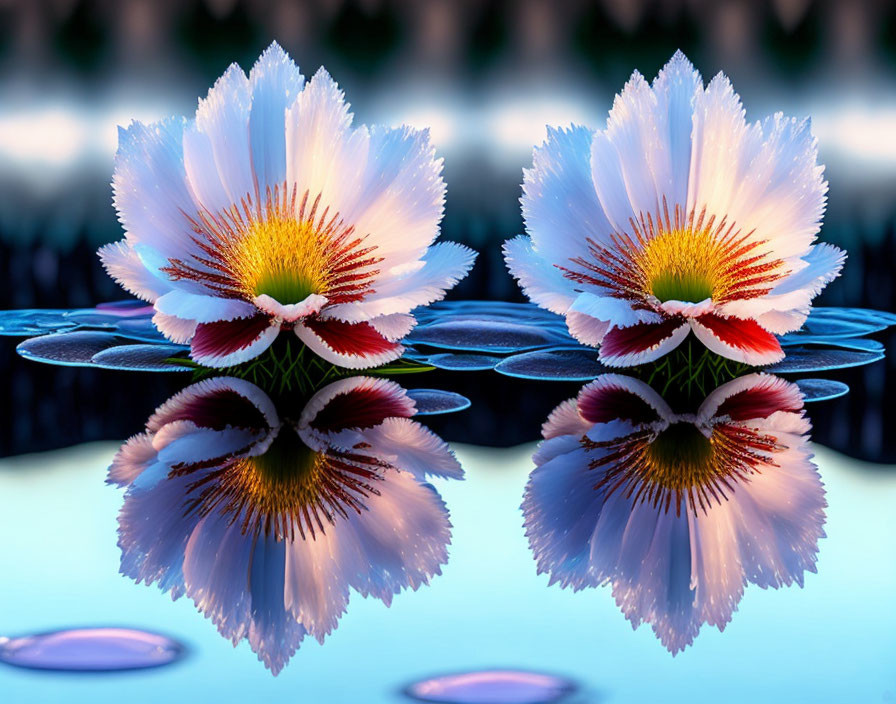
[235,430,323,517]
[644,422,717,492]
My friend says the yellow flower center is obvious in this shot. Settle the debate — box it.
[560,203,788,307]
[164,186,380,308]
[229,217,327,303]
[640,227,719,303]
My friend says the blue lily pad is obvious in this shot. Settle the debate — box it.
[781,307,896,341]
[90,344,192,372]
[414,300,565,326]
[94,299,152,311]
[0,303,158,339]
[425,353,503,371]
[406,319,573,353]
[795,378,850,403]
[495,347,606,381]
[765,346,885,373]
[779,336,884,352]
[17,331,187,369]
[0,309,78,336]
[113,317,170,343]
[406,389,471,415]
[17,331,126,365]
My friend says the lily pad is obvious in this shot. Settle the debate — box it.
[407,389,472,415]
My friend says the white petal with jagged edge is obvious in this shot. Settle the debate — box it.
[155,289,257,323]
[285,68,369,225]
[98,241,173,303]
[248,43,305,195]
[194,63,254,207]
[342,125,446,273]
[323,242,476,322]
[355,418,463,480]
[344,470,451,604]
[522,125,614,266]
[503,235,577,316]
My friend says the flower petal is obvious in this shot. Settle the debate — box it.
[568,292,663,332]
[112,117,198,263]
[717,243,846,326]
[99,240,172,303]
[541,398,593,441]
[522,447,610,591]
[282,520,350,643]
[152,312,197,345]
[253,293,328,322]
[108,432,157,487]
[324,242,476,322]
[598,319,690,367]
[503,235,577,316]
[146,376,279,434]
[523,125,614,265]
[285,68,369,224]
[727,444,825,590]
[155,289,257,324]
[190,315,280,367]
[295,318,403,369]
[650,51,702,210]
[690,313,784,366]
[355,417,463,480]
[577,374,672,425]
[298,376,415,437]
[343,470,452,604]
[698,373,803,424]
[193,62,254,208]
[248,42,305,195]
[117,469,202,600]
[343,125,446,273]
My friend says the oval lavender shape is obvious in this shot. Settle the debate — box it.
[0,627,186,672]
[405,669,576,704]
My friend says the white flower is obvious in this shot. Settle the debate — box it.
[110,375,462,674]
[505,51,844,367]
[522,373,826,653]
[100,43,475,369]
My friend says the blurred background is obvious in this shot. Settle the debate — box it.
[1,0,895,458]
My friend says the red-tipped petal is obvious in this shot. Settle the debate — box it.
[296,318,403,369]
[691,313,784,366]
[301,377,415,434]
[190,314,280,367]
[577,374,669,426]
[599,318,689,367]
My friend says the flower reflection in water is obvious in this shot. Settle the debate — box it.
[523,373,825,653]
[109,375,462,674]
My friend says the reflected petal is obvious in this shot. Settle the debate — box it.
[523,373,825,654]
[111,375,460,674]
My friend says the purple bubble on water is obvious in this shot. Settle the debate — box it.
[404,669,576,704]
[0,627,186,672]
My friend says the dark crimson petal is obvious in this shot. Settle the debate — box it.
[191,314,275,360]
[600,318,686,359]
[310,383,414,433]
[578,383,661,426]
[715,378,803,421]
[304,318,400,357]
[152,389,269,432]
[694,313,783,357]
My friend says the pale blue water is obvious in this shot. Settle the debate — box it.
[1,442,894,703]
